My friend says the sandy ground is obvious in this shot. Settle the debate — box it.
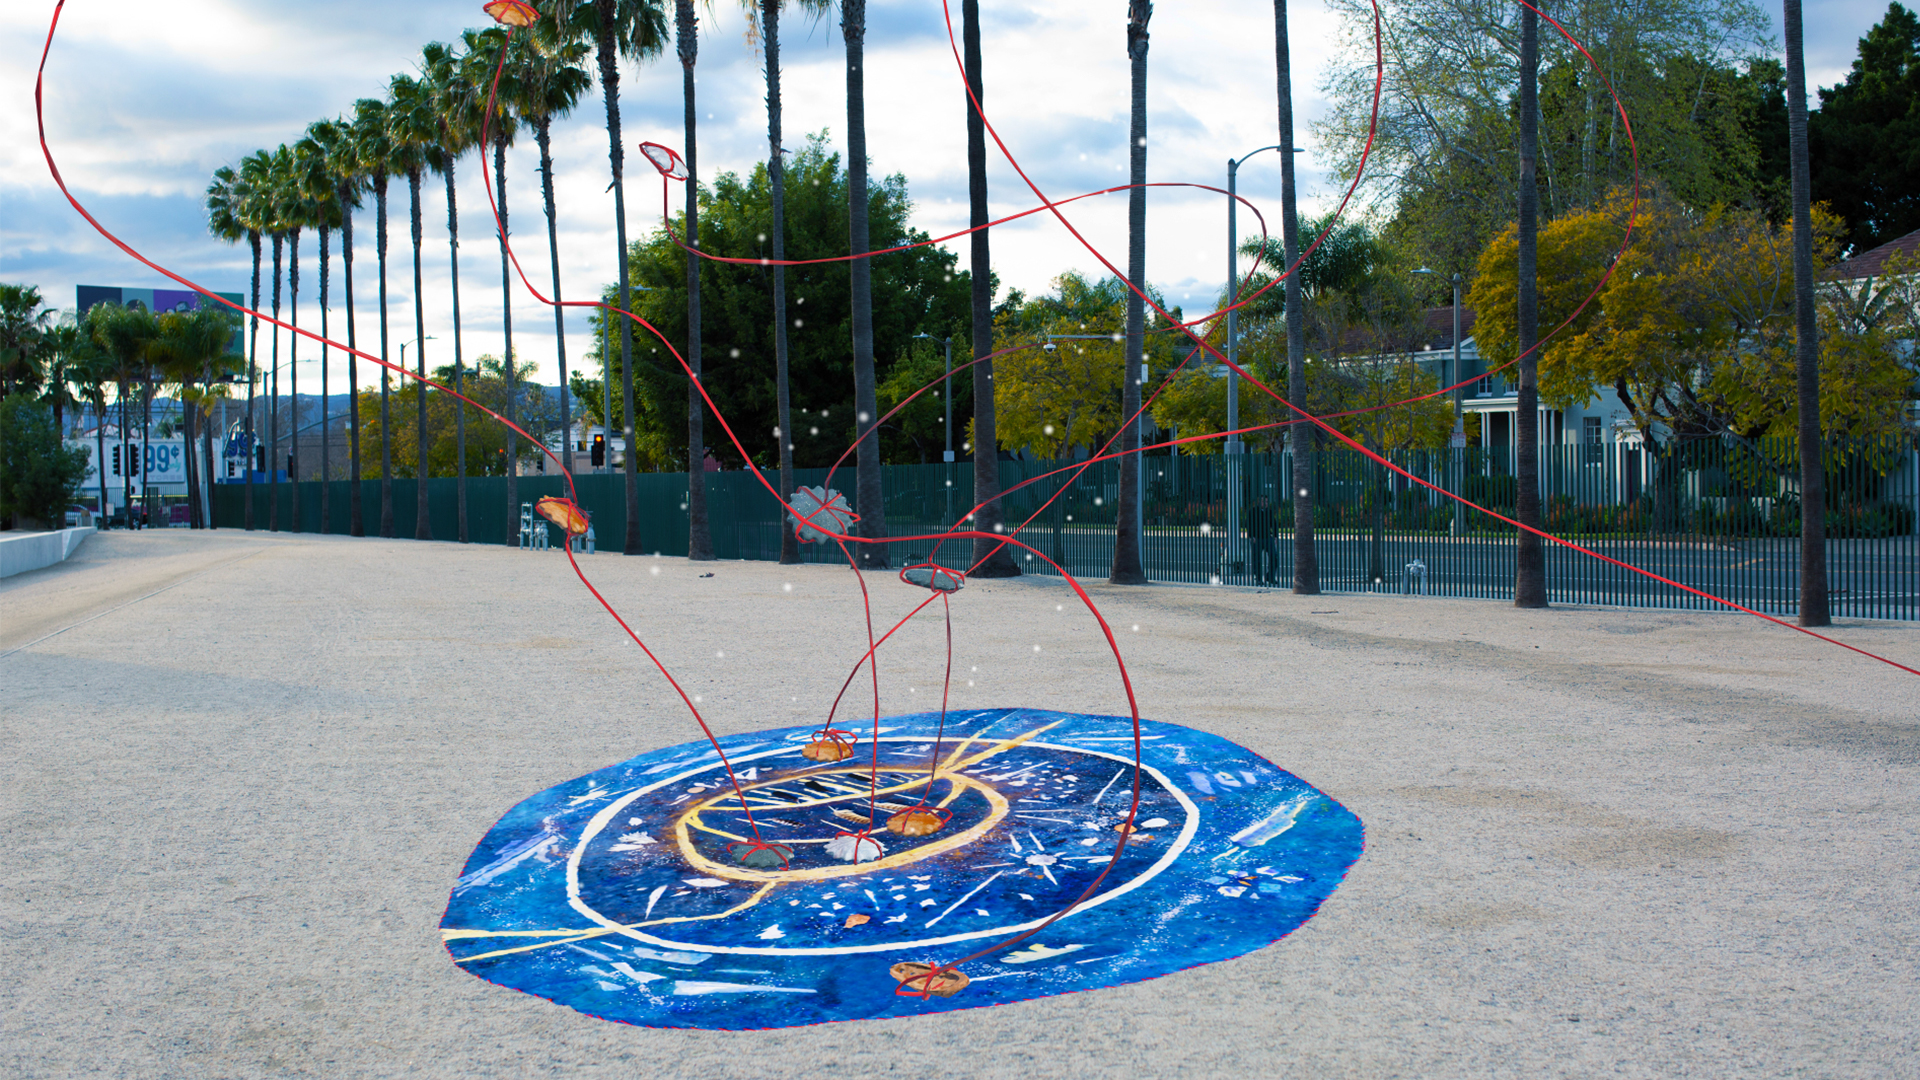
[2,528,1916,1079]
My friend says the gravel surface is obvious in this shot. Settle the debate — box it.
[4,528,1916,1078]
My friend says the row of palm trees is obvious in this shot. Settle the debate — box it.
[204,14,607,544]
[0,284,244,530]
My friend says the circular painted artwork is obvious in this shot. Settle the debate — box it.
[442,708,1363,1029]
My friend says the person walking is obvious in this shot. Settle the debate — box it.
[1249,495,1280,586]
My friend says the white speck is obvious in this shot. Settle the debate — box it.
[1200,522,1212,534]
[1032,645,1041,653]
[1139,817,1170,829]
[783,583,792,592]
[1131,624,1140,632]
[715,651,724,658]
[650,566,660,576]
[1025,854,1058,866]
[920,899,937,907]
[683,878,726,887]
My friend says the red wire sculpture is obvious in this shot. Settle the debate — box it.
[31,0,1920,1013]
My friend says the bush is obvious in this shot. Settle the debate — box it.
[0,394,90,530]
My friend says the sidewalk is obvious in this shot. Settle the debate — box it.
[3,529,1915,1078]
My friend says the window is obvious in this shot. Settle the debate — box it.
[1583,416,1603,464]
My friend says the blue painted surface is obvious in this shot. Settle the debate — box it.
[442,709,1364,1029]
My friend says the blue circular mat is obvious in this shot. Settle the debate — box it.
[442,708,1363,1029]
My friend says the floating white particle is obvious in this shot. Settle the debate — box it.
[783,582,792,592]
[1132,624,1140,632]
[1032,645,1041,653]
[650,566,660,576]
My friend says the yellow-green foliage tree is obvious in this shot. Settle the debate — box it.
[989,272,1183,460]
[1469,186,1914,453]
[356,354,561,479]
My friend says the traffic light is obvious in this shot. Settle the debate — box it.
[591,433,605,467]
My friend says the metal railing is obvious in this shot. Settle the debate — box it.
[212,436,1920,620]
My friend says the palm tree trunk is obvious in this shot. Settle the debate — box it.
[319,224,331,532]
[377,173,395,538]
[445,156,469,544]
[1111,0,1151,586]
[94,392,108,527]
[764,0,800,565]
[270,231,283,532]
[408,168,432,541]
[496,135,519,544]
[963,0,1018,577]
[681,0,714,562]
[1278,0,1316,593]
[342,182,365,538]
[593,0,643,556]
[289,226,302,532]
[246,229,261,531]
[201,381,216,528]
[1514,0,1546,608]
[537,117,574,494]
[845,0,888,570]
[182,397,200,528]
[1785,0,1828,627]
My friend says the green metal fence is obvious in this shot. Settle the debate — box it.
[212,436,1920,620]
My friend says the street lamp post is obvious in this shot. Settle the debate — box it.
[1223,144,1297,580]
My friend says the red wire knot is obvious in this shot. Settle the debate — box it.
[801,727,858,763]
[890,961,969,999]
[788,486,858,544]
[899,563,965,593]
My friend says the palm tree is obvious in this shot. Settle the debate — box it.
[0,284,50,397]
[320,117,369,537]
[272,144,312,532]
[1276,0,1314,593]
[551,0,668,556]
[675,0,714,560]
[297,122,346,531]
[425,41,483,544]
[1513,0,1546,608]
[65,329,115,523]
[85,302,158,525]
[840,0,888,569]
[391,72,441,541]
[153,308,240,531]
[1109,0,1151,586]
[747,0,830,564]
[234,151,274,529]
[463,27,528,543]
[519,26,594,494]
[962,0,1018,577]
[261,144,296,532]
[352,96,399,537]
[1785,0,1828,627]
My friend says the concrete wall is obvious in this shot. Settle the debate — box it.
[0,527,96,579]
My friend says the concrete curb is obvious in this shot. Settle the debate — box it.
[0,526,96,578]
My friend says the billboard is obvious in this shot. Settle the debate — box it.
[76,285,246,354]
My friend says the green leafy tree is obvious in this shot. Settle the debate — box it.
[1811,3,1920,251]
[606,135,969,473]
[1318,0,1777,276]
[0,394,90,530]
[357,354,554,478]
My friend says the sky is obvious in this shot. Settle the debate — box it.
[0,0,1893,398]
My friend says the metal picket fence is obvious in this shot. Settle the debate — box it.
[213,437,1920,620]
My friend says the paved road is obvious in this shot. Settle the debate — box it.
[4,529,1917,1078]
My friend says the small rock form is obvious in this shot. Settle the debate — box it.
[844,913,870,928]
[788,486,858,544]
[899,563,965,593]
[826,833,885,863]
[886,807,949,837]
[732,842,793,869]
[890,962,969,998]
[801,728,857,763]
[533,496,590,536]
